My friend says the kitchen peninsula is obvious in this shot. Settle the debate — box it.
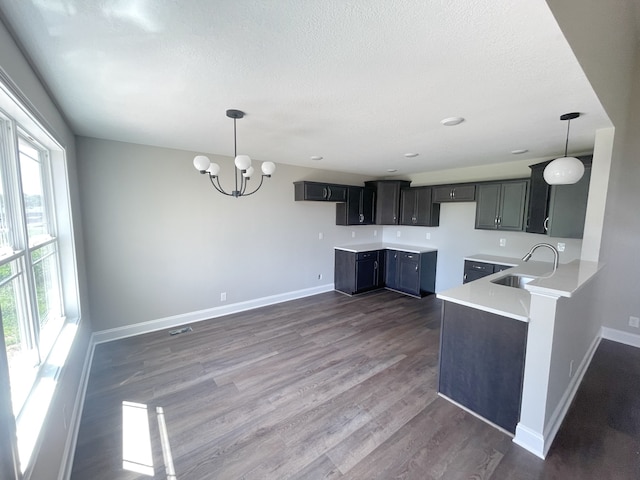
[437,253,602,458]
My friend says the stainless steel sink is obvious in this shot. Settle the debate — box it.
[491,274,535,289]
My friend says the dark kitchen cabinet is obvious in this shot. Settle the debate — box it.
[364,180,411,225]
[400,187,440,226]
[385,250,437,297]
[336,186,376,225]
[432,184,476,203]
[475,180,529,231]
[439,301,528,434]
[526,155,592,238]
[463,260,513,284]
[334,249,384,295]
[294,181,348,202]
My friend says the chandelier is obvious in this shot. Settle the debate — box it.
[193,109,276,197]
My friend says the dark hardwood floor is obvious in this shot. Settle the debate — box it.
[71,290,640,479]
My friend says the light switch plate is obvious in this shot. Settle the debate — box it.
[557,242,566,252]
[499,238,506,247]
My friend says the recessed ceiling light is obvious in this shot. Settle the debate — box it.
[387,169,398,173]
[404,153,419,158]
[310,156,323,161]
[511,149,528,154]
[440,117,465,126]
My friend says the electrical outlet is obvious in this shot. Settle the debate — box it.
[629,316,640,328]
[426,232,431,240]
[374,229,378,237]
[499,238,506,247]
[220,292,227,302]
[397,230,401,238]
[557,242,566,252]
[569,360,574,377]
[351,231,356,238]
[318,232,323,240]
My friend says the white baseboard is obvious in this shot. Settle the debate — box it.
[601,326,640,348]
[58,336,96,480]
[541,332,601,457]
[513,423,545,459]
[93,284,335,344]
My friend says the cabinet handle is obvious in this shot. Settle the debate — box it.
[323,187,328,199]
[497,216,501,226]
[359,213,364,223]
[415,264,419,272]
[463,273,468,281]
[374,260,378,269]
[452,189,456,199]
[494,216,498,227]
[544,217,549,232]
[449,190,453,199]
[327,186,332,199]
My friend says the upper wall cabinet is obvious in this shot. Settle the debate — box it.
[526,155,592,238]
[336,186,376,225]
[294,181,348,202]
[432,184,476,203]
[399,186,440,226]
[475,180,529,231]
[364,180,411,225]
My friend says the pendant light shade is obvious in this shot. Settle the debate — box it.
[543,155,585,184]
[543,112,585,185]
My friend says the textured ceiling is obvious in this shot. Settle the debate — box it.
[0,0,612,176]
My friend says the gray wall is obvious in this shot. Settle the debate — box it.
[77,136,377,330]
[547,0,640,335]
[0,17,90,480]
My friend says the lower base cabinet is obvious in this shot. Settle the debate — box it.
[335,248,436,297]
[334,249,384,295]
[386,250,437,297]
[438,301,527,433]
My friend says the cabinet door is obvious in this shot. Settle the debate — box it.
[450,184,476,202]
[385,250,399,290]
[414,187,434,225]
[361,188,376,224]
[526,164,550,234]
[399,188,417,225]
[547,166,591,238]
[377,182,402,224]
[475,183,501,229]
[397,252,421,296]
[432,186,454,203]
[433,184,476,202]
[295,182,347,201]
[355,257,378,293]
[498,180,528,231]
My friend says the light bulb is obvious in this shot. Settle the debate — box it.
[234,154,251,170]
[261,161,276,176]
[206,162,220,176]
[193,155,211,172]
[243,166,254,178]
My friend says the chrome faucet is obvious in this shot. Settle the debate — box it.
[522,243,559,270]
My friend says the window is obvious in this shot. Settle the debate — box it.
[0,79,79,476]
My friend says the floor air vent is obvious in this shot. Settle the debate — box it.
[169,326,193,336]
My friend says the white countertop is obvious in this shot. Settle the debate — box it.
[335,243,437,254]
[463,254,521,267]
[437,255,603,322]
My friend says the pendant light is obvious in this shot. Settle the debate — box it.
[193,109,276,197]
[543,112,585,185]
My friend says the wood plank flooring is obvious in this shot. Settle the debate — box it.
[71,290,640,479]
